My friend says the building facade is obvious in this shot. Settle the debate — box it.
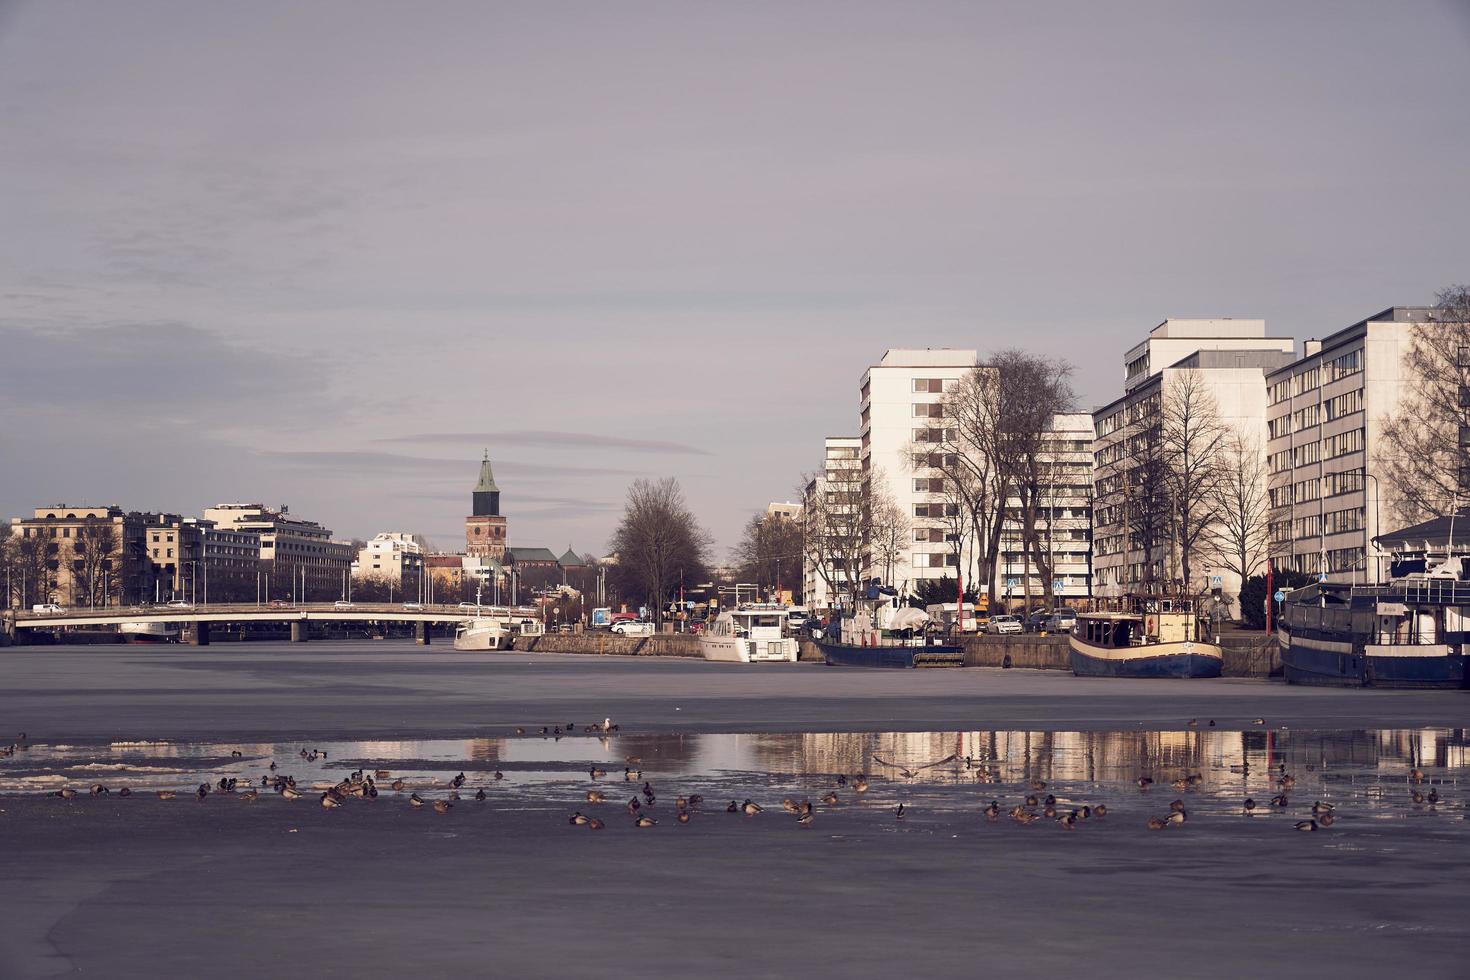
[353,532,426,586]
[6,505,148,607]
[803,436,862,613]
[859,348,978,590]
[996,412,1095,606]
[1092,319,1295,605]
[1263,307,1440,583]
[202,504,353,600]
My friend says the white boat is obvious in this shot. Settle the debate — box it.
[451,607,544,651]
[120,621,179,643]
[698,605,799,663]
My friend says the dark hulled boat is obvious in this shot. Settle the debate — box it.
[816,587,964,668]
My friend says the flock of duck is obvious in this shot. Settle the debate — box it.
[8,723,1455,834]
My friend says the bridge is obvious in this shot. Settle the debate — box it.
[1,603,540,646]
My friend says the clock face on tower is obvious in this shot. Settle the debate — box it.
[474,526,483,535]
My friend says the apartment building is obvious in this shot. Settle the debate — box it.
[140,513,205,602]
[1263,307,1441,583]
[996,412,1095,605]
[803,435,862,612]
[202,503,354,598]
[1092,319,1294,605]
[353,532,426,585]
[6,505,149,606]
[859,348,978,590]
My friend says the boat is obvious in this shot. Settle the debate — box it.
[1279,553,1469,688]
[814,587,964,668]
[698,604,799,663]
[1070,596,1222,678]
[119,621,179,644]
[451,606,543,651]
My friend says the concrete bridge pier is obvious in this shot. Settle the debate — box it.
[185,621,211,646]
[291,621,309,643]
[416,621,432,646]
[0,612,13,647]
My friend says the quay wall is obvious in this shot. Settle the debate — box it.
[521,634,702,658]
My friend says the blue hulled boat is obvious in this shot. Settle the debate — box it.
[816,586,965,668]
[1069,597,1223,679]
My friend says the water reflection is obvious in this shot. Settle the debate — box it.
[3,728,1466,803]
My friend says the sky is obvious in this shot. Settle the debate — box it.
[2,0,1468,555]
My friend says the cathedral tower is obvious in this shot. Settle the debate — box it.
[465,450,507,558]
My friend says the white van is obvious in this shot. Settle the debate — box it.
[32,603,64,614]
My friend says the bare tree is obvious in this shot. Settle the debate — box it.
[1207,432,1271,602]
[801,470,868,610]
[70,521,119,608]
[9,533,49,607]
[867,481,910,589]
[731,511,804,601]
[1160,369,1227,595]
[937,365,1006,601]
[608,478,711,627]
[1377,285,1470,523]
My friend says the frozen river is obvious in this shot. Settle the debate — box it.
[1,642,1465,978]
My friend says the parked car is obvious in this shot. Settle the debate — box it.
[334,600,356,610]
[1023,609,1051,632]
[1045,609,1078,633]
[556,623,574,634]
[986,615,1023,635]
[31,603,64,614]
[401,601,424,611]
[611,619,655,636]
[166,599,195,609]
[458,602,479,611]
[267,599,291,609]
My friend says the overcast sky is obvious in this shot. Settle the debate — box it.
[2,0,1468,554]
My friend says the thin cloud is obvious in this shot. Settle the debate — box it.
[259,449,644,479]
[374,430,711,456]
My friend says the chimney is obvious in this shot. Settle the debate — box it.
[1304,339,1322,357]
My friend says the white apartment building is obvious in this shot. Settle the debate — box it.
[1092,319,1295,605]
[859,349,978,591]
[804,436,862,612]
[997,412,1094,606]
[353,531,427,584]
[202,503,354,596]
[1263,306,1442,583]
[766,501,802,521]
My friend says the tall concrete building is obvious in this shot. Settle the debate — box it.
[1263,306,1444,583]
[859,348,977,591]
[996,412,1095,606]
[465,452,507,559]
[353,532,426,585]
[6,506,148,607]
[803,436,862,612]
[1091,319,1295,604]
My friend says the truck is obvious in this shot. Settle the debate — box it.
[925,602,981,633]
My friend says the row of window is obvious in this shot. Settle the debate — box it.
[912,403,946,419]
[1266,428,1367,474]
[912,427,958,444]
[912,378,958,394]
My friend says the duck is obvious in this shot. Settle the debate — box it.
[589,767,607,779]
[1318,813,1335,827]
[1311,801,1334,815]
[196,784,209,801]
[157,790,178,800]
[433,800,452,814]
[1253,717,1265,725]
[1208,720,1216,727]
[1058,813,1077,830]
[1043,805,1057,819]
[1410,768,1425,784]
[984,801,1001,822]
[1186,718,1199,728]
[1270,794,1289,808]
[635,815,658,828]
[1243,798,1257,812]
[1169,799,1186,813]
[853,777,869,794]
[450,772,466,789]
[240,789,259,802]
[230,749,243,758]
[782,799,800,813]
[836,774,847,786]
[374,770,390,779]
[799,801,813,817]
[1147,817,1168,831]
[391,779,405,792]
[475,788,486,801]
[90,783,109,796]
[1428,788,1441,805]
[587,817,605,830]
[320,792,342,809]
[1024,795,1039,807]
[1136,776,1154,789]
[1010,807,1037,825]
[1295,819,1317,832]
[1171,777,1190,790]
[515,727,525,735]
[1031,780,1047,791]
[797,811,814,828]
[1412,790,1426,804]
[569,811,590,826]
[1044,794,1057,807]
[1279,774,1296,790]
[676,796,688,810]
[687,794,704,808]
[118,787,132,798]
[409,793,425,809]
[676,810,691,824]
[1079,806,1092,819]
[727,800,739,813]
[56,787,77,799]
[1167,809,1187,825]
[821,792,839,806]
[587,790,606,804]
[494,771,504,781]
[627,798,641,814]
[742,800,763,816]
[895,803,906,821]
[282,786,302,800]
[1093,805,1107,819]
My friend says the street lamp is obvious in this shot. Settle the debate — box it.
[1364,472,1384,584]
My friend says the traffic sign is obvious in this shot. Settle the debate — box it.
[1210,575,1223,589]
[1273,589,1286,603]
[1317,573,1328,583]
[1053,580,1066,595]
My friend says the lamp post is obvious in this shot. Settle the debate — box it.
[1364,472,1384,584]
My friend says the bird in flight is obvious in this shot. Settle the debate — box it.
[870,754,956,779]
